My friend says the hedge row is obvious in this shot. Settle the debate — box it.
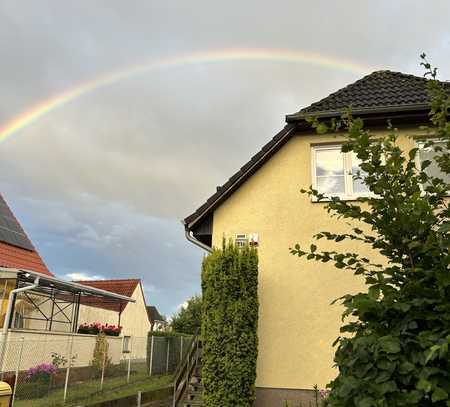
[201,242,259,407]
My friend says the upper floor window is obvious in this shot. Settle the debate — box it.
[417,140,450,185]
[312,145,370,200]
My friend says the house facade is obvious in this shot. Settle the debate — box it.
[76,279,151,338]
[0,194,139,373]
[184,71,450,405]
[147,305,167,331]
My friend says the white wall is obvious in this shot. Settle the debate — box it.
[2,330,123,371]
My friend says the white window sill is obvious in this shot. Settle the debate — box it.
[311,194,375,202]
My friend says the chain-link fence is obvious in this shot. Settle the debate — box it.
[0,333,175,407]
[147,334,192,376]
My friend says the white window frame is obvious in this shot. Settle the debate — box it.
[415,138,450,193]
[311,144,373,201]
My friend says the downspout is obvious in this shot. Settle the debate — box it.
[183,221,212,253]
[0,276,40,373]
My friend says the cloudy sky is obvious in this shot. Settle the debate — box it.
[0,1,449,316]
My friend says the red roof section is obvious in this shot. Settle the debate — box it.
[0,194,53,276]
[75,279,140,312]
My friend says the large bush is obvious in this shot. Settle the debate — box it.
[291,57,450,406]
[201,242,259,407]
[171,295,202,335]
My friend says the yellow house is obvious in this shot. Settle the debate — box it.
[184,71,450,406]
[76,279,151,355]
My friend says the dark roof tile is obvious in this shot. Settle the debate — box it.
[288,70,450,118]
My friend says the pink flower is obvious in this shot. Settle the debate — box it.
[319,389,330,399]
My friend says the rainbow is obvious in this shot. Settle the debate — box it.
[0,48,376,143]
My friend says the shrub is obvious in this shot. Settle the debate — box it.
[170,295,202,335]
[91,333,111,377]
[291,56,450,406]
[201,241,258,407]
[25,363,57,384]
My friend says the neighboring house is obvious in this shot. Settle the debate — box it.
[146,305,166,331]
[76,279,151,339]
[0,193,135,371]
[184,71,450,406]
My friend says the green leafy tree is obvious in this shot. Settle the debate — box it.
[291,56,450,406]
[170,295,202,334]
[202,242,259,407]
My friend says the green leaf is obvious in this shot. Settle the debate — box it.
[432,387,448,402]
[379,336,401,354]
[398,361,415,374]
[417,378,432,393]
[425,345,441,364]
[356,397,375,407]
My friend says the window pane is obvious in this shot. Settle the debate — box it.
[317,176,345,194]
[315,149,344,177]
[351,154,370,194]
[419,142,450,184]
[315,148,346,195]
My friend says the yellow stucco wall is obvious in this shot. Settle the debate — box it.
[211,129,416,390]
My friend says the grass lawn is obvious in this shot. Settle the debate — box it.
[14,373,173,407]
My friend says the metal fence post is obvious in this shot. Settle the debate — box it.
[100,345,107,391]
[149,335,154,376]
[165,338,170,374]
[11,337,24,407]
[63,335,75,403]
[137,390,142,407]
[180,336,183,362]
[127,355,131,383]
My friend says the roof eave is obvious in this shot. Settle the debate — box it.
[286,103,431,122]
[0,268,135,302]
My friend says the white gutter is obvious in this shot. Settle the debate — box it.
[0,276,39,374]
[183,222,212,253]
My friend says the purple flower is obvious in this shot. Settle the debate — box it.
[26,363,58,381]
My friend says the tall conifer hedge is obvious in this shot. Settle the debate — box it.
[201,242,259,407]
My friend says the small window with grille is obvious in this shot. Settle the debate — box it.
[235,234,248,248]
[122,336,131,353]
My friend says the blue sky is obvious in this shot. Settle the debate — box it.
[0,0,449,316]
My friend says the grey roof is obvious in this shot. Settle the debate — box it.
[147,305,164,322]
[287,70,450,120]
[185,70,449,230]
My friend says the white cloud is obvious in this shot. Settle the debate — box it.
[64,271,105,281]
